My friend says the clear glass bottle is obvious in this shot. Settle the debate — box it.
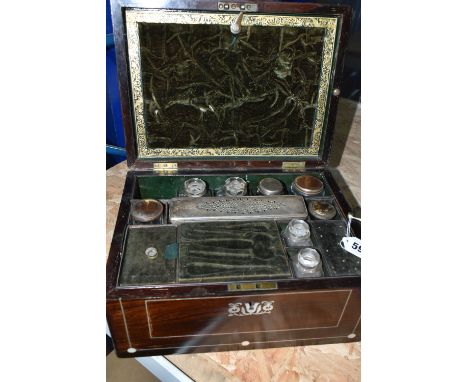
[292,248,323,278]
[282,219,313,246]
[182,178,207,197]
[218,177,248,196]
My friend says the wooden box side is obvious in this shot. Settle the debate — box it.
[107,287,360,357]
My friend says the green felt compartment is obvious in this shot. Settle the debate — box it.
[119,225,178,285]
[177,221,292,283]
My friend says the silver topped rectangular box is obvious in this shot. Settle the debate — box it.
[169,195,308,224]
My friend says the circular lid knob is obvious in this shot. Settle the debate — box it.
[145,247,158,259]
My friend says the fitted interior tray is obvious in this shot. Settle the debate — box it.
[117,171,360,288]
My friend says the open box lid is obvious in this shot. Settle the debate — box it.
[111,1,351,170]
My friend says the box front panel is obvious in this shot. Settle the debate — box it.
[108,288,360,356]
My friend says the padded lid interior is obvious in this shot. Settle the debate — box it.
[126,10,340,161]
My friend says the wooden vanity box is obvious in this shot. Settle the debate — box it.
[107,0,360,357]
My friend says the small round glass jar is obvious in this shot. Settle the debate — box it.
[291,175,324,196]
[131,199,164,223]
[224,177,248,196]
[257,178,284,196]
[293,248,323,278]
[283,219,312,246]
[184,178,207,197]
[308,200,337,220]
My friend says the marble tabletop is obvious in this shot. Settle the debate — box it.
[106,98,361,381]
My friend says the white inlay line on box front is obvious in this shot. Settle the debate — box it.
[335,289,352,327]
[352,316,361,334]
[119,298,133,349]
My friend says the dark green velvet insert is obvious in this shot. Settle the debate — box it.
[138,23,325,149]
[119,225,178,285]
[178,221,292,282]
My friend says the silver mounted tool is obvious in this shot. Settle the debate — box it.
[169,195,308,224]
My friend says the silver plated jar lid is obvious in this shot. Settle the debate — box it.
[308,200,337,220]
[298,248,321,269]
[292,175,324,196]
[131,199,164,223]
[224,177,247,196]
[257,178,284,196]
[184,178,207,197]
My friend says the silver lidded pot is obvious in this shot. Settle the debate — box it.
[291,175,324,196]
[308,200,337,220]
[257,178,284,196]
[131,199,164,223]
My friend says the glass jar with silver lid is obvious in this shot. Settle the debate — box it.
[257,178,284,196]
[183,178,207,197]
[291,248,323,278]
[219,177,248,197]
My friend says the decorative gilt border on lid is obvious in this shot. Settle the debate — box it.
[126,9,338,159]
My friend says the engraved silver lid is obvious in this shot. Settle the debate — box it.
[184,178,207,197]
[224,177,248,196]
[298,248,321,269]
[257,178,284,196]
[308,200,337,220]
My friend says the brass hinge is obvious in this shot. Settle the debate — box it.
[282,161,306,171]
[153,162,178,174]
